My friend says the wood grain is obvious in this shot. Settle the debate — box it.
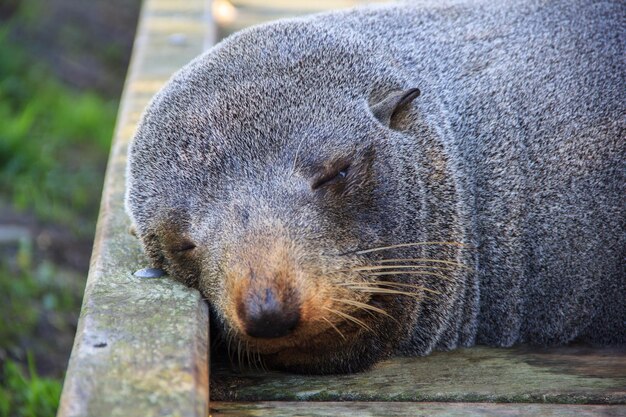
[211,345,626,404]
[209,401,626,417]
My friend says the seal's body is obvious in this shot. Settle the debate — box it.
[126,0,626,373]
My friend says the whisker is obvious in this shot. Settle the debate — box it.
[343,286,427,299]
[355,241,467,255]
[291,136,308,175]
[237,339,243,372]
[361,270,454,281]
[367,271,453,281]
[248,346,259,371]
[375,281,441,295]
[253,349,260,371]
[349,265,456,273]
[376,258,472,270]
[226,328,235,368]
[245,340,252,370]
[257,349,267,372]
[338,280,440,295]
[331,298,397,322]
[323,306,373,332]
[322,316,347,341]
[246,342,261,372]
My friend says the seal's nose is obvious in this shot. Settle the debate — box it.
[239,287,300,338]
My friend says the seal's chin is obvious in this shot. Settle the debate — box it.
[256,326,392,374]
[220,301,406,373]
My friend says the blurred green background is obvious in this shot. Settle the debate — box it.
[0,0,140,415]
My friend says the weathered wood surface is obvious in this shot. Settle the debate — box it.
[209,401,625,417]
[215,0,391,38]
[211,345,626,404]
[56,1,212,416]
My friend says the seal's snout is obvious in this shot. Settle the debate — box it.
[238,286,300,339]
[227,237,306,339]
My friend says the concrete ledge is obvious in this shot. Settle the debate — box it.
[57,1,212,416]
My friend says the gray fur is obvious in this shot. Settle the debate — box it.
[126,0,626,373]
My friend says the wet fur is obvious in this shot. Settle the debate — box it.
[126,0,626,373]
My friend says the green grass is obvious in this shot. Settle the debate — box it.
[0,6,120,416]
[0,204,85,417]
[0,355,62,417]
[0,25,117,237]
[0,247,84,360]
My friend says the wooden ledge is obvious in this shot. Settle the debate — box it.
[209,401,623,417]
[211,345,626,404]
[57,1,212,416]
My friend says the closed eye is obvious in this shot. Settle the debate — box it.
[173,240,196,253]
[312,164,350,190]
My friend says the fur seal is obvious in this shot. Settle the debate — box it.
[125,0,626,374]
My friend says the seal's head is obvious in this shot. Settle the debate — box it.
[126,21,464,373]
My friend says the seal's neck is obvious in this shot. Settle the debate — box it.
[393,92,480,355]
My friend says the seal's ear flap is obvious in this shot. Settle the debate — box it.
[371,88,421,127]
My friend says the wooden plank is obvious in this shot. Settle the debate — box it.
[210,345,626,404]
[214,0,393,41]
[209,401,626,417]
[56,1,212,416]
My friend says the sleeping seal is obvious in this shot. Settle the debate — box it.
[125,0,626,373]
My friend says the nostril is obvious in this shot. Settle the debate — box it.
[246,308,300,339]
[240,288,300,339]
